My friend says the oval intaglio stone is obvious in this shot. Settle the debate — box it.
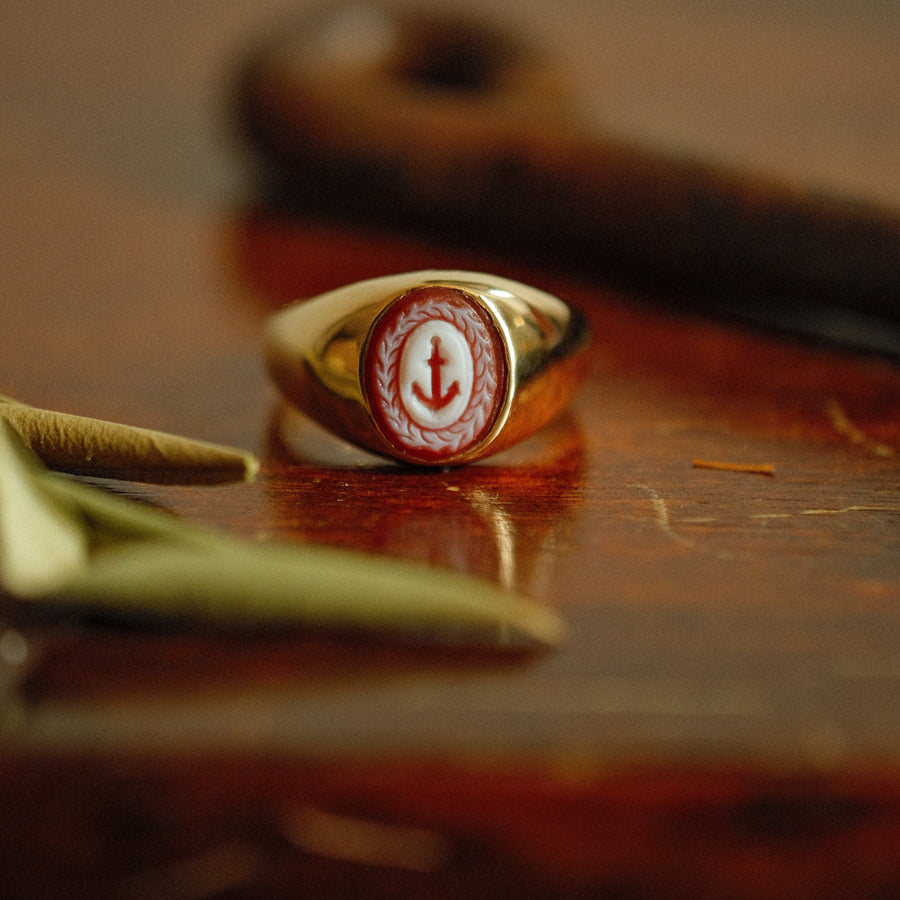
[363,287,508,463]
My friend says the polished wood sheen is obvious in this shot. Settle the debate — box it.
[1,3,899,897]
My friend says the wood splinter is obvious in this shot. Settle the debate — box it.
[692,458,776,477]
[0,395,259,484]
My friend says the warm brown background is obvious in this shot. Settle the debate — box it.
[1,2,899,897]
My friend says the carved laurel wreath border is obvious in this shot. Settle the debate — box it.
[371,297,500,454]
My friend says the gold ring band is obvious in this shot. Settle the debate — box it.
[265,271,590,465]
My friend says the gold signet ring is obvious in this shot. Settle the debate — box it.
[265,271,591,465]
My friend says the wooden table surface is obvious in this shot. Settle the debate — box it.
[1,3,899,897]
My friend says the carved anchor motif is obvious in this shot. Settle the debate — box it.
[412,335,461,412]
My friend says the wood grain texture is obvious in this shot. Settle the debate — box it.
[1,2,898,895]
[4,211,898,895]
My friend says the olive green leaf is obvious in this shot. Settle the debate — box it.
[0,395,258,483]
[0,421,89,596]
[0,424,564,649]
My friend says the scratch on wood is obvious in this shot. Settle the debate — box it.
[752,506,899,519]
[800,505,898,516]
[824,399,895,457]
[633,484,694,547]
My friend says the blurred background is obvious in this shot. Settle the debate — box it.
[2,6,899,897]
[3,0,898,211]
[3,0,898,403]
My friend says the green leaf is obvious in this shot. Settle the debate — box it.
[0,421,89,596]
[0,395,259,484]
[62,539,565,648]
[0,425,565,649]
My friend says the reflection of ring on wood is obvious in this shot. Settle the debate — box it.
[265,271,591,465]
